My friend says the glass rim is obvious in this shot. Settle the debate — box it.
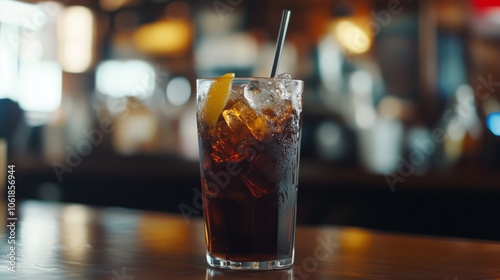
[196,77,303,85]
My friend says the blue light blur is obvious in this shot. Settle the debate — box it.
[486,112,500,136]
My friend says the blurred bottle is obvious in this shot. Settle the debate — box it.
[435,85,483,169]
[358,117,404,174]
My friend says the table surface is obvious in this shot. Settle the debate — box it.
[1,200,499,280]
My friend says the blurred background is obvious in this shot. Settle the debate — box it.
[1,0,500,240]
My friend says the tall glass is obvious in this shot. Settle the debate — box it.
[196,75,303,270]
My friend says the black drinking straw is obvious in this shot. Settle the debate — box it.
[270,10,291,78]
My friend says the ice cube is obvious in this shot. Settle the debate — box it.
[228,83,245,103]
[246,73,295,104]
[274,73,302,112]
[273,73,293,86]
[273,73,294,99]
[210,119,249,163]
[287,80,302,116]
[244,80,276,112]
[222,100,271,142]
[242,74,301,134]
[261,99,293,134]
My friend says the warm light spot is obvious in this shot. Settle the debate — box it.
[340,228,372,248]
[58,6,94,73]
[139,214,189,252]
[99,0,139,11]
[379,96,404,119]
[60,205,90,262]
[96,60,155,99]
[111,98,159,155]
[335,20,371,54]
[18,61,62,113]
[133,19,191,55]
[444,135,463,162]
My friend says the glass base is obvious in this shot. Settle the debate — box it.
[206,252,294,270]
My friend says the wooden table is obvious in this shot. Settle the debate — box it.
[1,200,499,279]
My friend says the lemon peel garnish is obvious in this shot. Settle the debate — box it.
[202,73,234,132]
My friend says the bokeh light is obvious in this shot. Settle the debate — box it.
[58,6,94,73]
[96,60,155,99]
[487,112,500,136]
[335,20,371,54]
[166,76,191,106]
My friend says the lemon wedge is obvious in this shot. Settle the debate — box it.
[202,73,234,131]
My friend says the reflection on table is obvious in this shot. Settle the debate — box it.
[1,200,500,279]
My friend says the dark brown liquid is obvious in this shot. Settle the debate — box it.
[198,99,301,261]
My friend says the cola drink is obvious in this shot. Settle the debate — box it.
[197,74,303,270]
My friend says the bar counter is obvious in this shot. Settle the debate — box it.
[1,200,499,279]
